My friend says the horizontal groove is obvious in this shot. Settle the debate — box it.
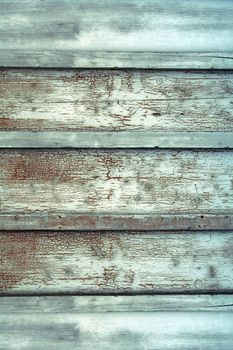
[1,51,233,69]
[1,212,233,231]
[2,291,233,297]
[0,131,233,149]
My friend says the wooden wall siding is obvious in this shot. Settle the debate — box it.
[0,2,233,349]
[1,51,233,69]
[0,1,233,68]
[1,213,233,231]
[2,131,233,149]
[1,231,233,295]
[1,312,233,350]
[0,312,233,350]
[0,150,232,225]
[2,295,233,313]
[1,70,233,132]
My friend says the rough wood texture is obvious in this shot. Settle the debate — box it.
[0,150,232,218]
[1,131,233,149]
[0,0,233,68]
[1,295,233,313]
[1,231,233,295]
[1,70,233,132]
[1,213,233,231]
[1,51,233,69]
[0,312,233,349]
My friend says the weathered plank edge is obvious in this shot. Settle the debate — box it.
[1,213,232,231]
[1,131,233,149]
[0,51,233,69]
[1,295,233,313]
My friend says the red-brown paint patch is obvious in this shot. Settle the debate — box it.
[0,233,47,293]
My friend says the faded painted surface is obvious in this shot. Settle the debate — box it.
[1,51,233,69]
[0,231,233,294]
[0,1,233,347]
[0,150,232,215]
[0,312,233,350]
[0,0,233,69]
[1,131,233,149]
[2,295,233,313]
[1,213,233,231]
[1,70,233,131]
[1,0,232,51]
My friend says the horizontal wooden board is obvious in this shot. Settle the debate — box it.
[0,0,233,68]
[1,312,233,350]
[1,295,233,313]
[1,131,233,149]
[1,70,233,132]
[0,150,232,222]
[1,231,233,294]
[1,213,233,231]
[1,51,233,69]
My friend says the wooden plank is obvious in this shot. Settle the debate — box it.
[0,0,233,68]
[0,312,233,349]
[0,51,233,69]
[1,231,233,294]
[1,131,233,149]
[1,69,233,132]
[0,150,232,220]
[1,295,233,313]
[1,213,233,231]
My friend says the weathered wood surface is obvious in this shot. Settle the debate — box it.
[1,231,233,294]
[0,150,232,219]
[1,295,233,313]
[1,51,233,69]
[0,0,233,68]
[1,213,233,231]
[1,70,233,132]
[1,131,233,149]
[0,312,233,350]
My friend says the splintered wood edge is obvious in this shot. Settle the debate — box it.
[1,295,233,313]
[0,51,233,69]
[1,213,232,230]
[0,131,233,149]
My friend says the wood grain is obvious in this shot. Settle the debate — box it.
[1,213,233,231]
[1,51,233,69]
[1,295,233,313]
[0,0,233,68]
[0,150,232,218]
[1,131,233,149]
[1,70,233,132]
[0,312,233,349]
[1,231,233,295]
